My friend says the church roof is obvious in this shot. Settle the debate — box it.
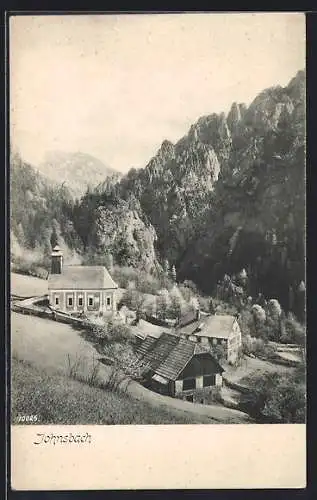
[48,265,118,290]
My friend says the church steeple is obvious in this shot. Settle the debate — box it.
[51,245,63,274]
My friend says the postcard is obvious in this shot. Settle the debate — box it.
[9,12,306,490]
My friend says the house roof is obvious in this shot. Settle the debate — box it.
[135,332,223,381]
[136,333,179,373]
[177,320,201,336]
[133,319,171,339]
[196,315,236,339]
[48,265,118,290]
[177,314,236,339]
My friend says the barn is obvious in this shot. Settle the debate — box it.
[47,246,118,316]
[135,332,224,402]
[177,312,242,364]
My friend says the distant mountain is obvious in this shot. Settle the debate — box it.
[38,151,120,199]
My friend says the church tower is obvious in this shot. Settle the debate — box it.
[51,245,63,274]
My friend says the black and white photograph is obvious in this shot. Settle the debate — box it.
[10,12,306,429]
[8,12,307,488]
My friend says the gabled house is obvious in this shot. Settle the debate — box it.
[47,246,118,316]
[176,313,242,364]
[135,332,224,402]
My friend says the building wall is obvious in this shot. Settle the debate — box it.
[185,321,242,364]
[173,354,223,398]
[174,374,222,404]
[227,320,242,364]
[48,289,117,315]
[174,373,223,395]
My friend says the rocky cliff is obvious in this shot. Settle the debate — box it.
[177,70,305,310]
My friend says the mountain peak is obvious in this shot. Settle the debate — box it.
[158,139,175,156]
[286,68,305,102]
[38,151,119,198]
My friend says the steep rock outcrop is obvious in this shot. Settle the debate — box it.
[178,70,305,311]
[89,200,159,272]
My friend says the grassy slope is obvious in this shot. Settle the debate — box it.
[11,358,214,425]
[10,272,249,424]
[11,272,48,297]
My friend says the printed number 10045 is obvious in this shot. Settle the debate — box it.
[16,415,38,423]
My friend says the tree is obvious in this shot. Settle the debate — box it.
[280,313,306,346]
[156,289,170,320]
[189,297,200,311]
[89,320,135,346]
[209,298,216,314]
[239,369,306,423]
[104,251,114,271]
[211,343,227,363]
[50,226,59,248]
[170,265,177,282]
[120,289,146,318]
[267,299,282,320]
[168,287,183,321]
[130,291,146,320]
[101,342,142,392]
[163,259,170,275]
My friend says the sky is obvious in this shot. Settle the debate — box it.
[10,13,305,172]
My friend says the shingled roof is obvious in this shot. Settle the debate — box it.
[135,332,223,381]
[136,333,179,373]
[48,266,118,290]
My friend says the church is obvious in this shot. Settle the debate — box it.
[47,245,118,316]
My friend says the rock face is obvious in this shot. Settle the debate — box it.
[87,199,159,273]
[118,127,222,262]
[177,70,305,310]
[73,69,304,311]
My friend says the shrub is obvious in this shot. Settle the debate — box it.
[211,343,227,363]
[241,335,275,359]
[156,291,170,321]
[100,342,142,392]
[238,369,306,423]
[178,284,193,302]
[83,319,135,347]
[280,313,306,346]
[11,256,49,279]
[238,309,254,337]
[112,265,175,295]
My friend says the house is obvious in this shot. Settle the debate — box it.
[135,332,224,403]
[176,312,242,364]
[47,246,118,316]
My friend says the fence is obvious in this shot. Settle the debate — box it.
[11,295,92,329]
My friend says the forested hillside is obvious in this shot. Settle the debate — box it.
[10,151,81,267]
[10,70,305,315]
